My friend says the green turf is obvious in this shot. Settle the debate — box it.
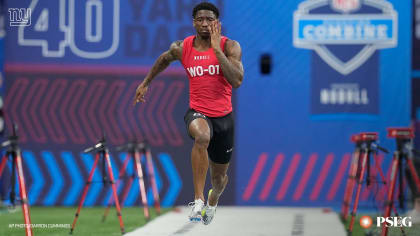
[0,206,171,236]
[341,215,420,236]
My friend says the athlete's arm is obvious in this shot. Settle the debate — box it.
[133,40,183,104]
[210,21,244,88]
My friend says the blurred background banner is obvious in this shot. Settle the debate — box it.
[1,0,416,210]
[5,0,224,65]
[0,0,5,202]
[3,0,229,207]
[229,0,411,207]
[413,0,420,70]
[414,0,420,152]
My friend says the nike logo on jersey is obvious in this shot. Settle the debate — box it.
[187,65,220,77]
[226,148,233,153]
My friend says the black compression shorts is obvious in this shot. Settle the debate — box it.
[184,108,234,164]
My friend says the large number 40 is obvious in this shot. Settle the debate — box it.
[18,0,120,59]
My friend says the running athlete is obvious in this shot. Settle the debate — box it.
[134,2,243,225]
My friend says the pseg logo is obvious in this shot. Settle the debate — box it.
[293,0,398,75]
[359,216,413,229]
[8,8,31,27]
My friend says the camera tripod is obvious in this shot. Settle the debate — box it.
[341,134,363,220]
[102,141,161,222]
[0,125,33,236]
[70,137,125,235]
[346,132,389,235]
[381,128,420,236]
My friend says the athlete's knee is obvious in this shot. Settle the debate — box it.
[193,132,210,149]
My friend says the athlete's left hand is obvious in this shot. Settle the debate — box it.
[209,20,222,51]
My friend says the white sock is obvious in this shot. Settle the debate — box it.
[207,203,217,209]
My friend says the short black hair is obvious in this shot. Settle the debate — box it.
[192,2,219,19]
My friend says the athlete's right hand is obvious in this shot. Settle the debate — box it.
[133,83,148,105]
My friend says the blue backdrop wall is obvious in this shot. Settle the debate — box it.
[3,0,227,207]
[228,0,412,207]
[1,0,413,209]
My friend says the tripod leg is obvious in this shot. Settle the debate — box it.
[381,152,400,236]
[398,160,405,209]
[15,151,33,236]
[406,158,420,194]
[0,156,6,202]
[105,151,125,234]
[102,154,131,222]
[145,149,161,214]
[117,155,132,207]
[391,205,407,236]
[107,156,135,220]
[119,173,134,208]
[70,153,100,234]
[134,151,150,220]
[371,153,389,210]
[11,155,16,206]
[348,150,368,235]
[0,155,7,178]
[342,148,360,220]
[361,153,383,201]
[373,153,387,184]
[117,162,136,211]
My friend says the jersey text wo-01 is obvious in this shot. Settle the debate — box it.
[186,65,220,77]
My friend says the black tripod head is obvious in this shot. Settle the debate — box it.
[116,140,148,153]
[351,134,363,148]
[387,127,420,158]
[1,123,19,153]
[359,132,389,154]
[83,134,107,153]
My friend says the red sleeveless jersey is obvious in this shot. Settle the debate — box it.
[181,35,232,117]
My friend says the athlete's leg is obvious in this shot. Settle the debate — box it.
[189,118,211,202]
[201,113,233,225]
[208,161,229,206]
[201,160,229,225]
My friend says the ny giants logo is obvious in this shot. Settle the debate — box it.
[8,8,31,27]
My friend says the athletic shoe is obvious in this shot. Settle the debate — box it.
[188,198,204,222]
[202,189,217,225]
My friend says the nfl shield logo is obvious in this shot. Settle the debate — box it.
[331,0,361,13]
[293,0,397,75]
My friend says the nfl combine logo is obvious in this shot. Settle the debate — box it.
[293,0,398,75]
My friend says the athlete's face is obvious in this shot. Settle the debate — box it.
[193,10,217,39]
